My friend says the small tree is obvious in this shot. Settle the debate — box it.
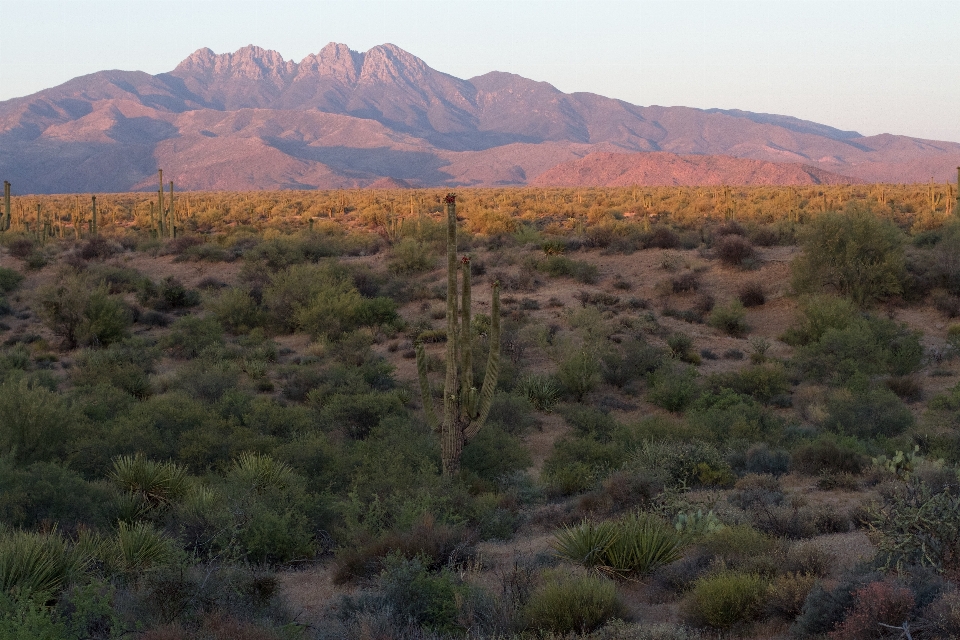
[416,194,501,475]
[792,206,905,306]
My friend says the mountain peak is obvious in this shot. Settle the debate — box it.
[174,45,294,80]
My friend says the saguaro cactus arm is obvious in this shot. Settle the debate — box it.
[465,281,500,440]
[415,342,440,432]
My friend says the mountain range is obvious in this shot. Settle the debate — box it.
[2,42,959,193]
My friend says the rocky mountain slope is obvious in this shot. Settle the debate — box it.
[2,43,958,192]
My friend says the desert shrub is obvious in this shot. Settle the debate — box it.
[543,437,625,495]
[688,390,778,442]
[646,226,680,249]
[738,281,766,307]
[0,267,24,293]
[885,374,923,402]
[461,424,531,488]
[728,474,784,512]
[485,392,538,436]
[715,235,756,267]
[707,364,789,403]
[557,348,601,402]
[666,332,698,363]
[317,391,405,439]
[792,206,905,306]
[699,525,778,569]
[791,568,883,637]
[669,271,700,293]
[919,590,960,639]
[829,579,915,640]
[35,275,131,349]
[685,571,767,630]
[161,315,224,358]
[0,378,78,464]
[523,571,625,635]
[781,294,858,346]
[766,572,818,620]
[388,238,435,274]
[378,554,483,635]
[792,314,922,384]
[633,440,733,489]
[708,300,748,337]
[136,276,201,311]
[7,237,34,259]
[539,256,599,284]
[648,366,701,413]
[564,406,619,442]
[792,437,866,475]
[823,386,914,439]
[600,339,662,388]
[208,287,266,334]
[0,459,115,531]
[742,443,791,476]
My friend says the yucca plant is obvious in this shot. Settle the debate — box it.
[230,452,296,491]
[111,521,175,574]
[0,530,88,596]
[111,454,188,508]
[517,373,561,411]
[553,513,683,579]
[553,520,618,569]
[603,513,683,577]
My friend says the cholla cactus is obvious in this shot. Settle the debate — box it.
[416,193,501,475]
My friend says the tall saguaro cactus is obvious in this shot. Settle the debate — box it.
[416,193,501,475]
[2,181,10,231]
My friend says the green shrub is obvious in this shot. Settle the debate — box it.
[0,267,24,293]
[688,390,778,443]
[543,437,627,495]
[791,206,905,306]
[633,440,734,489]
[648,366,701,412]
[0,378,78,464]
[523,571,625,634]
[685,571,768,630]
[136,276,200,311]
[600,338,662,388]
[388,238,436,274]
[708,300,748,337]
[0,459,115,531]
[823,386,914,439]
[707,364,788,403]
[161,315,224,358]
[557,348,601,401]
[461,424,531,488]
[380,554,475,634]
[35,275,131,349]
[71,338,158,398]
[539,255,600,283]
[486,392,539,435]
[208,287,266,334]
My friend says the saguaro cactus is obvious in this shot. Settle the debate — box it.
[416,193,501,475]
[90,196,98,236]
[2,181,10,231]
[168,181,175,238]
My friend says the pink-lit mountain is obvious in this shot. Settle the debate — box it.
[1,43,958,193]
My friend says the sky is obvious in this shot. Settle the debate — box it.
[1,0,959,142]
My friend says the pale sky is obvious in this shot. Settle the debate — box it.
[2,1,959,142]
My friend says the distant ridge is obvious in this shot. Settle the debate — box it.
[533,152,859,187]
[1,43,958,193]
